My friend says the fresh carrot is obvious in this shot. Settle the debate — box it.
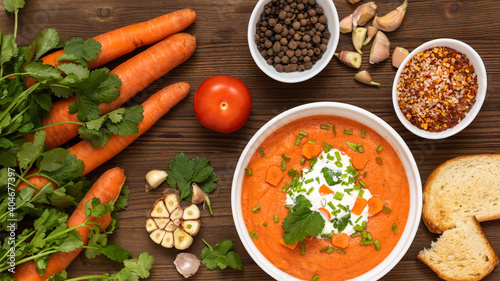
[319,184,334,196]
[17,82,190,191]
[25,9,196,88]
[351,196,368,216]
[12,167,126,281]
[368,196,383,215]
[25,33,196,150]
[265,165,283,186]
[279,238,298,249]
[301,142,320,159]
[331,233,350,249]
[352,153,369,170]
[318,207,332,220]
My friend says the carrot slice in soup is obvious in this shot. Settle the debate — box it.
[280,238,298,249]
[318,207,332,220]
[302,142,320,159]
[351,196,368,216]
[265,165,283,186]
[352,153,369,170]
[331,233,350,249]
[368,196,383,215]
[319,184,334,196]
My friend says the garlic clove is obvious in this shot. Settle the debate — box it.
[339,14,353,34]
[352,27,367,54]
[150,199,169,218]
[183,204,201,220]
[392,46,410,68]
[146,218,158,233]
[174,228,194,250]
[373,0,408,32]
[174,253,200,278]
[161,231,174,248]
[145,170,168,191]
[164,192,180,214]
[191,183,206,205]
[352,2,377,27]
[347,0,361,4]
[154,218,170,229]
[335,51,362,69]
[369,31,390,64]
[150,229,166,244]
[165,220,177,232]
[170,207,184,221]
[182,220,201,236]
[363,26,378,46]
[354,70,380,86]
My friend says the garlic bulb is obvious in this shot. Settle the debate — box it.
[174,252,200,278]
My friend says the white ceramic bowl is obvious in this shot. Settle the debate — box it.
[247,0,340,83]
[231,102,422,281]
[392,38,487,139]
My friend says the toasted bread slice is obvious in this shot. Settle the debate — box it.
[418,216,498,281]
[422,154,500,234]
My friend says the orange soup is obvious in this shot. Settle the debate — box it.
[241,115,410,280]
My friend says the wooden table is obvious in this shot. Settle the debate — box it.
[3,0,500,280]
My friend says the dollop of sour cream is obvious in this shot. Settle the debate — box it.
[286,149,372,237]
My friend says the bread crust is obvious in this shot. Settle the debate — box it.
[422,154,500,234]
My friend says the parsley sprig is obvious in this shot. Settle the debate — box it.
[282,195,325,245]
[201,239,243,271]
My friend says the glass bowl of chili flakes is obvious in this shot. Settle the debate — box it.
[392,38,487,139]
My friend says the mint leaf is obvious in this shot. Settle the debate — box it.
[17,130,45,170]
[201,239,242,271]
[2,0,25,13]
[282,195,325,244]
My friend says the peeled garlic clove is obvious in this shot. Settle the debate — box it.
[145,170,168,192]
[150,229,166,244]
[363,26,378,46]
[335,51,362,69]
[161,231,174,248]
[373,0,408,32]
[174,253,200,278]
[174,228,194,250]
[182,220,201,236]
[170,207,184,221]
[352,2,377,27]
[164,191,180,213]
[354,70,380,86]
[339,14,353,34]
[146,218,158,233]
[183,204,201,220]
[154,218,170,229]
[369,31,390,64]
[392,46,410,68]
[352,27,367,54]
[150,199,169,218]
[165,220,177,232]
[191,183,206,205]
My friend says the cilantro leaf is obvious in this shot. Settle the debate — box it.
[282,195,325,245]
[78,126,111,148]
[167,153,218,201]
[123,252,154,279]
[321,167,342,186]
[31,28,59,60]
[58,38,101,67]
[332,212,351,232]
[106,105,144,136]
[58,63,89,81]
[99,243,132,263]
[53,229,83,252]
[24,61,62,82]
[37,148,84,186]
[201,239,243,270]
[1,34,18,63]
[2,0,25,13]
[114,184,130,212]
[17,130,45,170]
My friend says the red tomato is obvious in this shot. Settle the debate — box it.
[194,75,251,133]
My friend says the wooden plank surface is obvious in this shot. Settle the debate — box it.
[2,0,500,280]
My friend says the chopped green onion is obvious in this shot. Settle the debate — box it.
[323,141,332,153]
[376,157,383,165]
[335,151,341,160]
[305,178,314,184]
[287,190,294,197]
[312,275,319,281]
[358,189,365,198]
[360,240,373,245]
[273,214,279,223]
[334,160,343,168]
[337,249,346,254]
[351,232,361,238]
[295,135,303,146]
[306,187,315,195]
[307,140,316,144]
[252,205,261,213]
[332,209,342,216]
[347,142,358,151]
[299,130,309,136]
[320,246,329,252]
[332,125,337,136]
[300,157,306,165]
[382,205,392,213]
[344,129,353,135]
[326,247,334,253]
[367,232,373,241]
[376,145,383,152]
[326,154,334,161]
[392,222,398,234]
[333,192,344,201]
[281,160,286,171]
[263,222,268,226]
[301,244,306,255]
[320,124,330,130]
[355,216,363,223]
[374,240,381,250]
[281,154,291,160]
[353,184,361,190]
[359,179,366,187]
[337,204,348,212]
[288,169,298,176]
[357,144,364,153]
[282,183,289,193]
[309,155,317,168]
[327,202,336,210]
[244,168,253,176]
[353,224,364,232]
[321,198,326,207]
[362,220,367,229]
[361,129,366,138]
[249,230,258,239]
[259,147,265,157]
[362,231,368,239]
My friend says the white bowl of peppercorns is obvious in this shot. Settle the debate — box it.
[392,38,487,139]
[248,0,339,83]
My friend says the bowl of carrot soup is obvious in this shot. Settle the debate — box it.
[232,102,422,280]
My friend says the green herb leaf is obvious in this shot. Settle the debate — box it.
[100,243,132,263]
[201,239,243,270]
[123,252,155,279]
[282,195,324,245]
[24,61,61,82]
[2,0,25,13]
[58,38,101,67]
[321,167,341,186]
[17,130,45,170]
[1,34,18,63]
[31,28,59,60]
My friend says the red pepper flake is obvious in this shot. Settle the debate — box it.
[397,47,478,132]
